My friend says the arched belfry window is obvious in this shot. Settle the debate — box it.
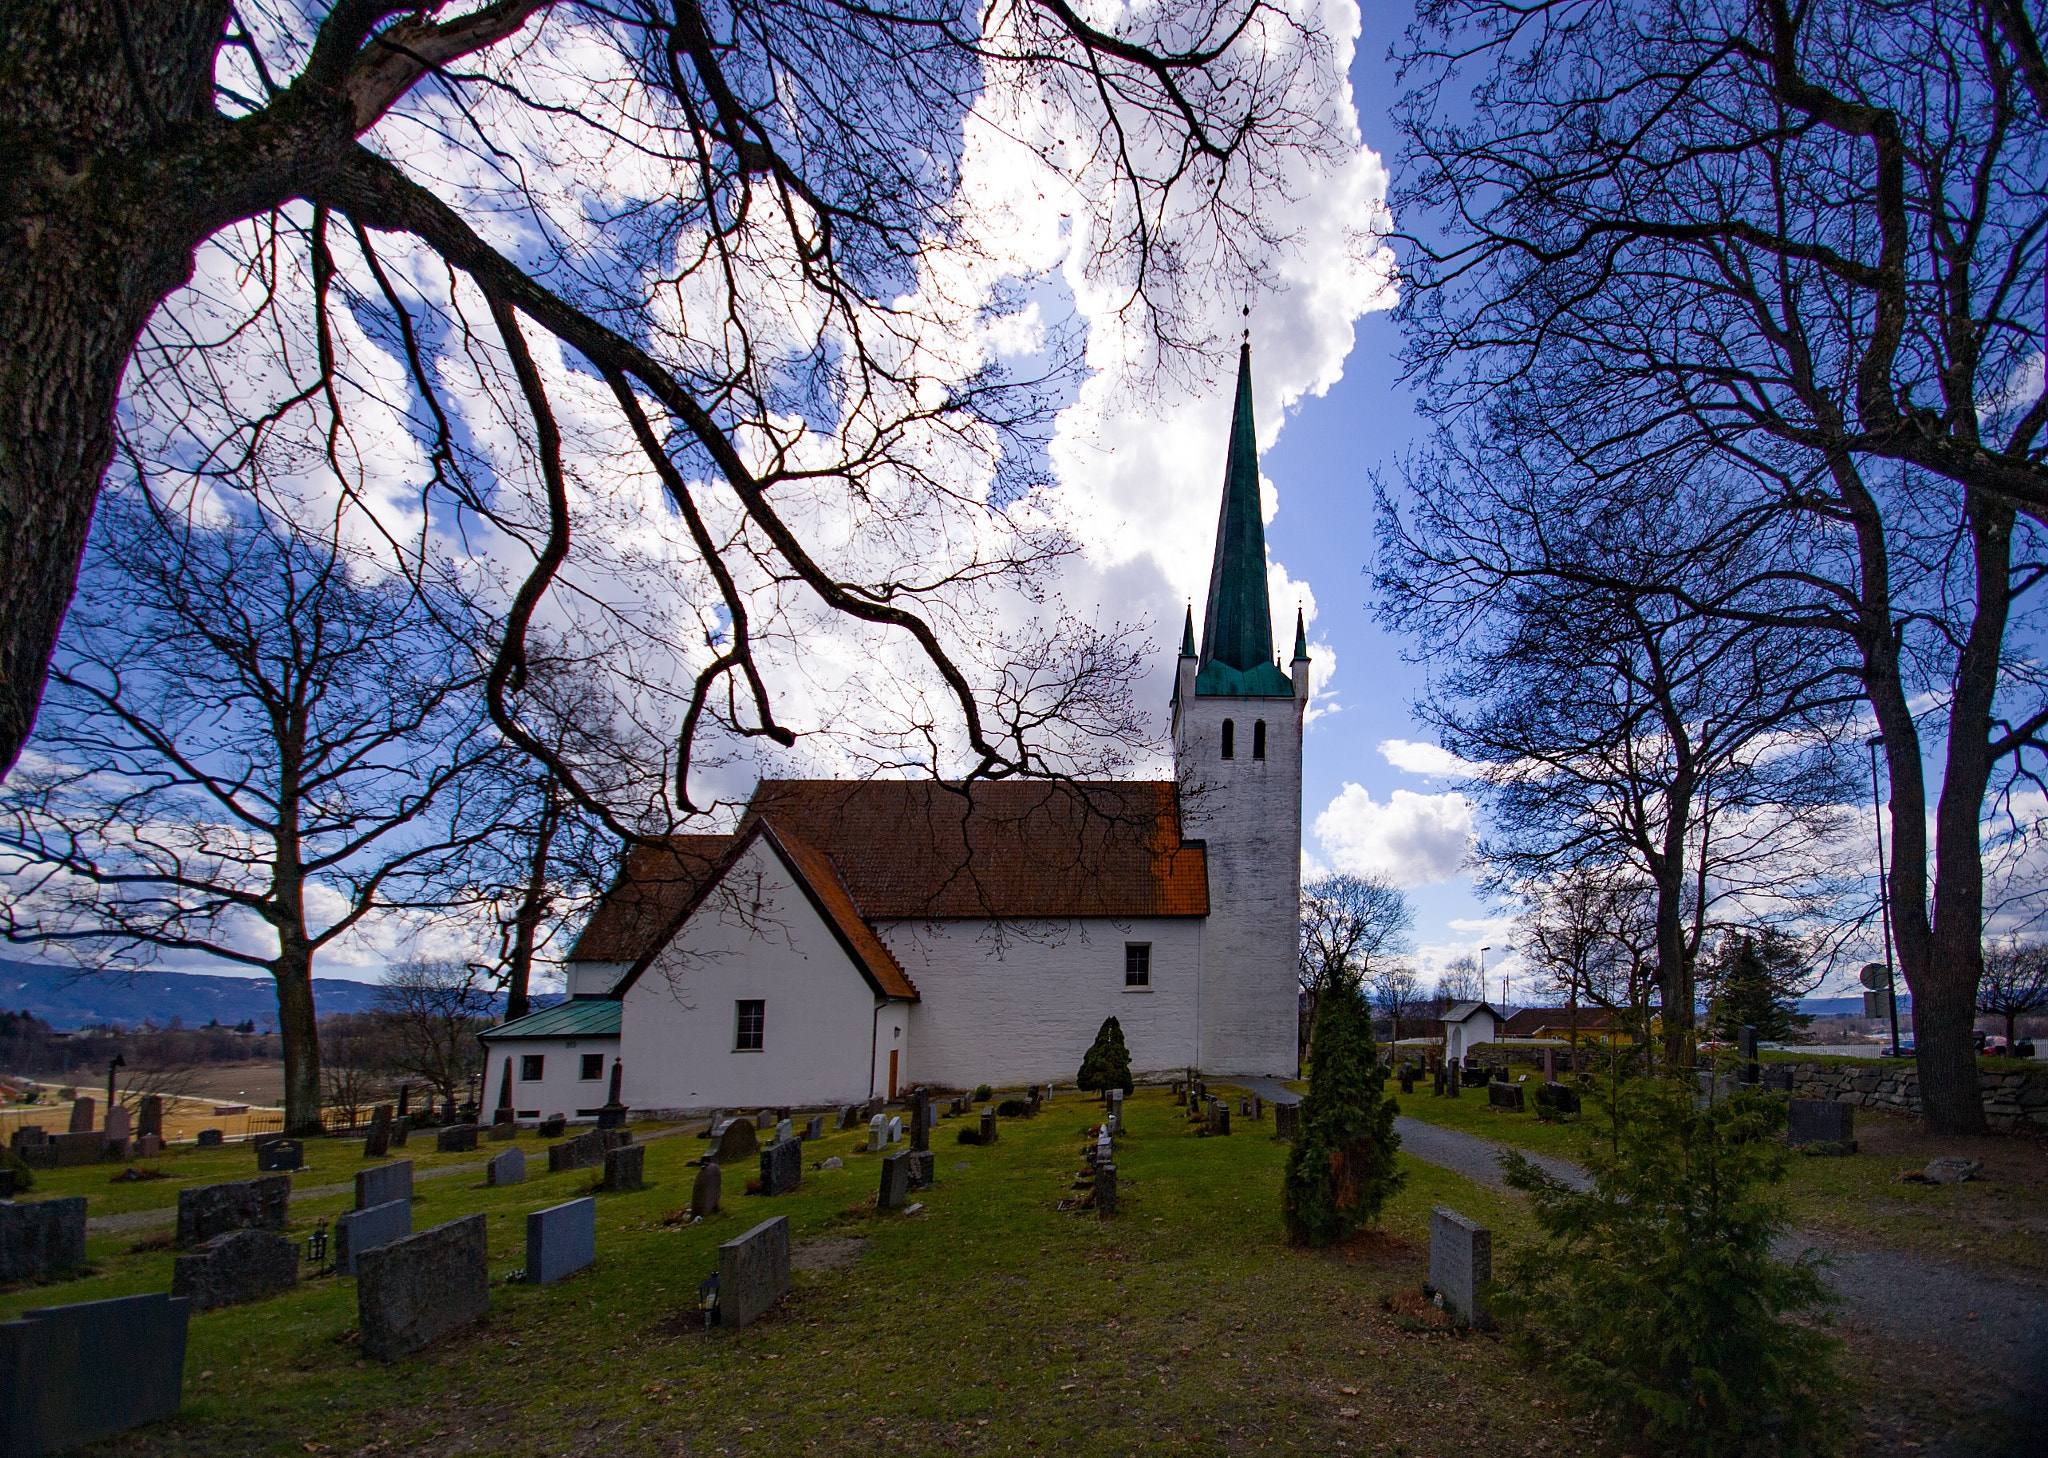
[1220,719,1236,759]
[1252,720,1267,760]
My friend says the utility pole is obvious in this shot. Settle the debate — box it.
[1868,735,1902,1058]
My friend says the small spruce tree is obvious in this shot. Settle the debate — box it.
[1708,930,1813,1043]
[1283,973,1403,1245]
[1077,1016,1134,1097]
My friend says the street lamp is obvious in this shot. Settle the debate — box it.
[1478,946,1491,1001]
[1867,735,1903,1058]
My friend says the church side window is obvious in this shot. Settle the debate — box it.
[1125,943,1151,987]
[735,999,766,1051]
[520,1054,544,1081]
[579,1053,604,1080]
[1252,719,1267,759]
[1220,719,1235,759]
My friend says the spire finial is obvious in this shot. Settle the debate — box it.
[1180,601,1197,659]
[1292,605,1309,662]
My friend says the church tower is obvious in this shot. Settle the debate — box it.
[1172,343,1309,1075]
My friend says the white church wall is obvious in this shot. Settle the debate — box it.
[479,1036,619,1121]
[879,917,1203,1088]
[617,838,896,1112]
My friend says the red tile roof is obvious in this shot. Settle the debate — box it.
[759,823,920,1001]
[567,835,735,963]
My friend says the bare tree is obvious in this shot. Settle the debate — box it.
[376,960,492,1112]
[1299,873,1414,1061]
[1368,961,1423,1047]
[1391,0,2048,1130]
[0,491,500,1133]
[0,0,1360,815]
[1517,866,1661,1050]
[1978,939,2048,1047]
[1433,953,1483,1008]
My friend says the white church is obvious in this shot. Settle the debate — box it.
[481,347,1307,1117]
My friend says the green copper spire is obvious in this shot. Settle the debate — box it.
[1180,603,1197,658]
[1193,344,1295,698]
[1292,607,1309,662]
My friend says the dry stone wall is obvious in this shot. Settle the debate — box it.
[1780,1062,2048,1131]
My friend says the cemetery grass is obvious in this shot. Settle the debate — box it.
[1396,1089,2048,1278]
[0,1090,1649,1458]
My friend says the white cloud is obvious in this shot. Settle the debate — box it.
[1379,739,1479,777]
[1311,781,1474,886]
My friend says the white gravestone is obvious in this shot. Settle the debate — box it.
[868,1115,887,1152]
[886,1116,902,1146]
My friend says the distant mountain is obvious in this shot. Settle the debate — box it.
[0,959,382,1031]
[1800,995,1911,1016]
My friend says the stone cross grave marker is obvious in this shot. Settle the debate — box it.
[868,1114,887,1152]
[877,1150,912,1210]
[0,1197,87,1282]
[356,1214,489,1361]
[1429,1207,1492,1329]
[1787,1098,1855,1148]
[486,1147,526,1186]
[355,1160,412,1211]
[601,1143,645,1191]
[176,1175,290,1249]
[170,1228,298,1310]
[335,1198,413,1275]
[526,1197,596,1284]
[0,1293,189,1454]
[692,1159,722,1217]
[717,1215,791,1327]
[759,1138,801,1196]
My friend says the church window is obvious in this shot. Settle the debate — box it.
[1221,719,1235,758]
[1252,720,1267,759]
[1125,943,1151,987]
[520,1054,544,1081]
[735,999,766,1051]
[578,1053,604,1080]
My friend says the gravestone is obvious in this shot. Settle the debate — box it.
[195,1128,224,1148]
[1273,1102,1298,1141]
[907,1150,935,1190]
[486,1147,526,1186]
[774,1118,794,1146]
[911,1095,930,1154]
[66,1098,93,1134]
[759,1139,801,1196]
[709,1119,758,1164]
[1786,1098,1855,1149]
[877,1151,912,1210]
[1536,1082,1580,1116]
[1399,1069,1416,1094]
[865,1095,884,1119]
[1763,1064,1795,1093]
[103,1106,132,1148]
[354,1160,412,1212]
[435,1124,479,1154]
[334,1198,413,1275]
[488,1121,515,1142]
[601,1143,645,1192]
[169,1229,298,1310]
[1488,1082,1525,1113]
[698,1111,724,1138]
[1543,1048,1556,1083]
[0,1293,189,1455]
[717,1215,791,1327]
[255,1138,303,1172]
[1249,1094,1263,1121]
[7,1127,45,1151]
[868,1115,886,1153]
[1174,1083,1187,1107]
[1740,1025,1760,1084]
[0,1169,12,1198]
[388,1120,410,1148]
[48,1133,107,1167]
[548,1129,607,1174]
[979,1108,997,1144]
[525,1198,596,1284]
[0,1198,87,1282]
[1432,1068,1446,1097]
[755,1110,775,1131]
[805,1115,824,1142]
[1208,1105,1231,1136]
[176,1175,290,1249]
[1095,1161,1118,1217]
[540,1114,567,1138]
[1429,1206,1492,1329]
[356,1215,489,1361]
[885,1116,902,1145]
[837,1104,859,1130]
[692,1160,722,1217]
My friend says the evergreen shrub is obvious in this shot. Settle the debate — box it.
[972,1084,993,1103]
[1282,973,1402,1245]
[1077,1017,1134,1096]
[1496,1078,1839,1455]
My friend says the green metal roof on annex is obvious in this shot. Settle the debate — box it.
[479,999,621,1041]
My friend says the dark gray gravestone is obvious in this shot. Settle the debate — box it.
[1273,1102,1298,1141]
[1209,1105,1231,1136]
[525,1198,596,1284]
[547,1129,607,1174]
[877,1151,911,1210]
[7,1128,45,1151]
[48,1133,107,1167]
[1536,1082,1580,1116]
[176,1175,290,1249]
[1429,1207,1492,1329]
[356,1215,489,1361]
[488,1121,515,1142]
[1488,1082,1525,1113]
[539,1114,567,1138]
[388,1120,410,1148]
[601,1143,645,1192]
[836,1104,859,1130]
[754,1110,775,1131]
[692,1160,722,1217]
[0,1199,86,1282]
[255,1138,303,1172]
[805,1114,824,1142]
[1763,1064,1795,1093]
[758,1139,800,1196]
[334,1198,413,1275]
[354,1160,413,1211]
[0,1293,188,1456]
[1787,1098,1855,1148]
[710,1119,758,1164]
[435,1125,479,1154]
[65,1099,92,1134]
[717,1216,790,1327]
[0,1170,13,1198]
[137,1096,164,1141]
[1432,1068,1446,1096]
[1095,1161,1118,1217]
[907,1150,935,1190]
[195,1129,224,1148]
[979,1108,997,1144]
[169,1229,298,1310]
[486,1148,526,1186]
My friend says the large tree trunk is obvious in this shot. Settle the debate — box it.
[272,937,324,1136]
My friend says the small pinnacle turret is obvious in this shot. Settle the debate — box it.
[1292,608,1309,663]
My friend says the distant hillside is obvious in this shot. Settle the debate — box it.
[0,959,385,1031]
[1801,995,1911,1016]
